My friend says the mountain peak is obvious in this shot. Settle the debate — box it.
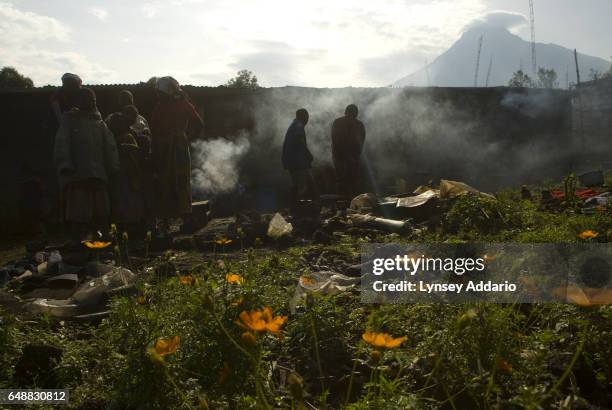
[393,26,610,88]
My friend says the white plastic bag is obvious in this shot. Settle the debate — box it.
[267,213,293,239]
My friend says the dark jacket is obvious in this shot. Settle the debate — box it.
[282,119,313,170]
[331,116,366,163]
[54,110,120,188]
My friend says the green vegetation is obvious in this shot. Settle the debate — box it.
[225,69,260,90]
[1,181,612,408]
[508,67,559,89]
[0,67,34,89]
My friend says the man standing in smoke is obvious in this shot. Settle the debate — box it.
[282,108,317,210]
[331,104,366,198]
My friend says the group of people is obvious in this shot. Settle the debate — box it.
[52,73,202,241]
[282,104,366,208]
[51,71,365,241]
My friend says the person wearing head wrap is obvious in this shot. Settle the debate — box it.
[51,73,83,124]
[149,76,203,229]
[53,87,119,240]
[331,104,366,198]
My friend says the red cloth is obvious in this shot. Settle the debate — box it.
[150,97,202,165]
[150,98,201,138]
[149,97,202,217]
[550,188,600,200]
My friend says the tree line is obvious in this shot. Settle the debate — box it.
[0,67,259,90]
[508,65,612,89]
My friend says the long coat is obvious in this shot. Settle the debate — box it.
[54,110,120,188]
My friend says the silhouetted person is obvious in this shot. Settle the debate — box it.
[106,106,146,228]
[105,89,150,138]
[51,73,82,124]
[54,88,119,241]
[331,104,366,198]
[105,90,153,230]
[150,76,203,233]
[282,108,317,209]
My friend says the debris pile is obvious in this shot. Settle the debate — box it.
[4,171,609,321]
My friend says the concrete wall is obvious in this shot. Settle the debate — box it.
[572,77,612,170]
[0,85,572,236]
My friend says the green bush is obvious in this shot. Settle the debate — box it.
[445,194,534,236]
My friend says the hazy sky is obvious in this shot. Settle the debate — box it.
[1,0,610,87]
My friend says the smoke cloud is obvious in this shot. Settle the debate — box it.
[189,86,574,205]
[191,133,251,195]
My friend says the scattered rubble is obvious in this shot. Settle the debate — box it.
[3,172,609,322]
[26,265,136,319]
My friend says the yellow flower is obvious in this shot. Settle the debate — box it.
[82,240,112,249]
[215,238,233,246]
[362,331,407,350]
[225,273,244,284]
[578,230,599,240]
[178,274,197,285]
[261,307,287,335]
[236,310,266,332]
[137,295,147,305]
[151,335,180,357]
[300,276,316,286]
[553,285,612,307]
[235,307,287,336]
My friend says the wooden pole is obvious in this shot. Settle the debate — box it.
[573,49,585,155]
[574,49,581,85]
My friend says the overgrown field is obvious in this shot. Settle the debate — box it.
[2,185,612,409]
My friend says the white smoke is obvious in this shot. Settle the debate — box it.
[191,133,251,195]
[186,86,571,199]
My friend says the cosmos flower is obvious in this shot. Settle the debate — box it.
[300,276,316,286]
[82,240,112,249]
[148,335,180,359]
[225,273,245,284]
[178,274,197,285]
[578,230,599,240]
[362,331,407,349]
[235,307,287,336]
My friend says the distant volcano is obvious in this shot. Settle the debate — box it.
[392,25,611,88]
